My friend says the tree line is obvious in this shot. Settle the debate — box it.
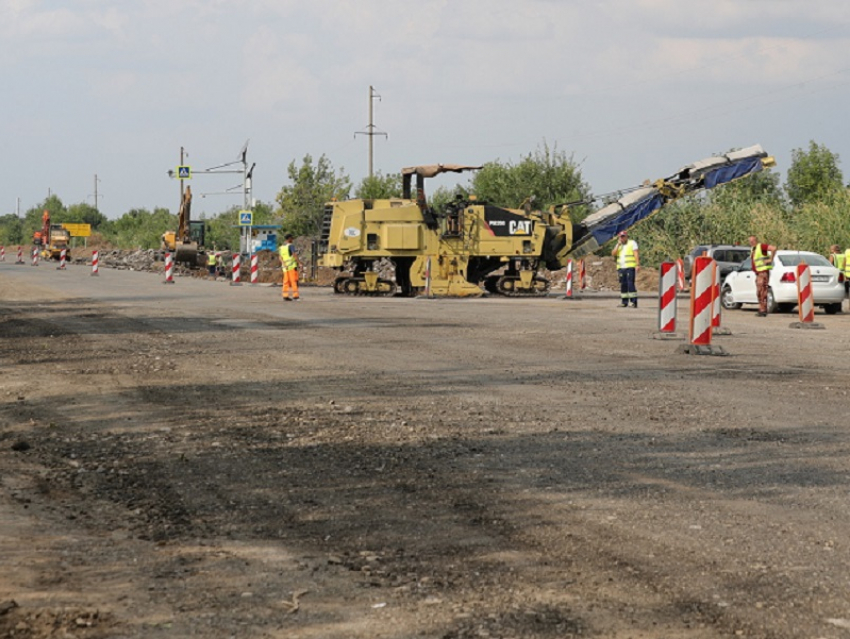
[0,141,844,266]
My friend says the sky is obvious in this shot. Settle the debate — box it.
[2,0,850,219]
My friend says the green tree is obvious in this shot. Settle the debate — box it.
[275,154,351,237]
[471,142,591,218]
[785,141,843,209]
[355,172,402,199]
[64,203,108,229]
[0,213,24,245]
[105,207,175,249]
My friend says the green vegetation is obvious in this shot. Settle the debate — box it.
[2,140,848,267]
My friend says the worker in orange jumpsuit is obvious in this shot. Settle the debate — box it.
[279,234,301,301]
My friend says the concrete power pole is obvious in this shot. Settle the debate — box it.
[93,174,101,213]
[355,86,388,178]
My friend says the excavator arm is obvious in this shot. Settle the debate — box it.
[562,145,775,262]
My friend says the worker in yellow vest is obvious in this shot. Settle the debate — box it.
[748,235,776,317]
[843,246,850,308]
[207,252,217,279]
[279,234,301,301]
[611,230,640,307]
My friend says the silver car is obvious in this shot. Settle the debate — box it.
[721,250,845,314]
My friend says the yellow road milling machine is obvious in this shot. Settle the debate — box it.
[317,146,774,297]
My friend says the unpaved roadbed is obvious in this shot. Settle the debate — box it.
[2,263,850,638]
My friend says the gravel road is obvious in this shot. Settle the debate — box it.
[2,260,850,639]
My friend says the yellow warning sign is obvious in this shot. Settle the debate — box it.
[62,223,92,237]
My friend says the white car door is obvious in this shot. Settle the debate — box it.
[730,258,757,304]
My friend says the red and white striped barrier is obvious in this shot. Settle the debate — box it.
[231,253,242,286]
[676,258,686,291]
[163,252,175,284]
[796,263,814,323]
[57,248,67,270]
[564,259,574,299]
[16,246,24,264]
[711,263,721,328]
[31,247,39,266]
[91,250,99,276]
[250,253,258,284]
[0,245,5,261]
[688,256,716,346]
[657,261,678,333]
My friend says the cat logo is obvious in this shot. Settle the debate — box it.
[509,220,532,235]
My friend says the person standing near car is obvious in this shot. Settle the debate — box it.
[842,246,850,310]
[829,245,847,306]
[748,235,776,317]
[612,230,640,308]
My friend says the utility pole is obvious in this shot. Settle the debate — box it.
[93,174,102,213]
[355,85,388,178]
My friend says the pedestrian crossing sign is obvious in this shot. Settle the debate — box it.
[239,210,253,226]
[177,165,191,179]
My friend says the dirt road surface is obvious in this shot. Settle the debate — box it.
[2,261,850,639]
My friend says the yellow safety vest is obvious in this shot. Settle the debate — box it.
[279,244,297,272]
[752,244,773,272]
[832,252,846,273]
[207,253,217,266]
[616,240,638,269]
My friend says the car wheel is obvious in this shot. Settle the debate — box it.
[766,288,778,313]
[824,303,842,315]
[721,286,741,310]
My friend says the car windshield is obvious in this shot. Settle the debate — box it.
[777,253,831,268]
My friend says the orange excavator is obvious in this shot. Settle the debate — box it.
[34,210,70,260]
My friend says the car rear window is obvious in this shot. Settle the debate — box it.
[717,249,749,263]
[777,254,831,267]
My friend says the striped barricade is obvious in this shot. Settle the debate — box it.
[654,262,680,339]
[231,254,242,286]
[790,262,824,329]
[163,252,175,284]
[678,257,727,355]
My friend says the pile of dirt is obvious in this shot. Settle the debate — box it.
[547,257,658,292]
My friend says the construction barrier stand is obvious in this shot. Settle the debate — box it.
[676,258,686,291]
[796,263,814,323]
[231,254,242,286]
[657,262,677,333]
[688,257,716,346]
[564,259,574,298]
[163,252,175,284]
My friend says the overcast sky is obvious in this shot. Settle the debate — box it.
[2,0,849,219]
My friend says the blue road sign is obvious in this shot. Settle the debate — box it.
[239,211,253,226]
[177,165,191,179]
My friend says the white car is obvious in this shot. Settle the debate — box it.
[721,250,845,314]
